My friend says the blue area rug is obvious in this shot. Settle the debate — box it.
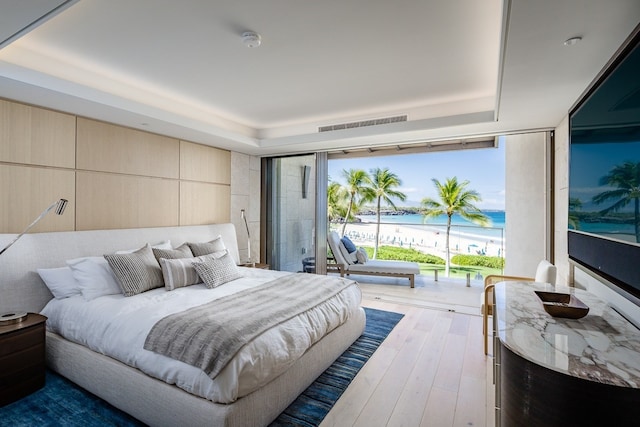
[0,307,403,427]
[270,307,403,426]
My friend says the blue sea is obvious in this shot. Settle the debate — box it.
[355,211,506,247]
[357,211,505,229]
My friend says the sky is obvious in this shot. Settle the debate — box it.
[328,140,506,210]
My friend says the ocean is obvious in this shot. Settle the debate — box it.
[357,211,505,229]
[340,211,505,256]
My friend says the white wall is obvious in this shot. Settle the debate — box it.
[504,132,550,276]
[230,152,261,264]
[553,117,570,286]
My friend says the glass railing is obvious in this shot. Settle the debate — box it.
[330,221,505,282]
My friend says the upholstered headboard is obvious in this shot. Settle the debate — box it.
[0,223,239,314]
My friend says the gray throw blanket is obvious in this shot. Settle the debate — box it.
[144,273,354,379]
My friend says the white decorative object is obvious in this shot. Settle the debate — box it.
[0,311,28,325]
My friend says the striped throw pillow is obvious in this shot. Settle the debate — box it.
[104,244,164,296]
[159,252,226,291]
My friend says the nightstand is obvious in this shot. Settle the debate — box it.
[0,313,47,407]
[240,262,270,269]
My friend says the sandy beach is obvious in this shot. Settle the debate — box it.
[334,221,505,259]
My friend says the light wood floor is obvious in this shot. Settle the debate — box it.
[320,284,495,427]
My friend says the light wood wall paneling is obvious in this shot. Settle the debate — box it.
[0,99,76,168]
[180,141,231,184]
[180,181,231,225]
[76,171,179,230]
[0,164,75,233]
[76,118,180,179]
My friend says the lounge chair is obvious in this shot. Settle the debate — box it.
[327,231,420,288]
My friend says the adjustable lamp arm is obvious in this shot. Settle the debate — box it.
[0,199,68,257]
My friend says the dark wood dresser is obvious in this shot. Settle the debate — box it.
[0,313,47,407]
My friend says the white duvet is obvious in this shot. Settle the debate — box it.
[41,268,363,403]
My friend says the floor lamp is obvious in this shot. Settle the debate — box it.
[240,209,252,266]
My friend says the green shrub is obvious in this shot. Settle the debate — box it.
[451,254,504,269]
[362,246,445,264]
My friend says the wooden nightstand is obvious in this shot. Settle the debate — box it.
[0,313,47,407]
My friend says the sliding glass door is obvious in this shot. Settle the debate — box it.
[263,154,327,273]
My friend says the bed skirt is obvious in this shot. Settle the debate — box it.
[46,306,366,427]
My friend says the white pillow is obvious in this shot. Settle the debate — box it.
[355,248,369,264]
[116,240,172,254]
[37,267,81,299]
[66,256,122,301]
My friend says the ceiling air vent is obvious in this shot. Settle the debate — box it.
[318,115,407,132]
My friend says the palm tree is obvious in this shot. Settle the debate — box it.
[327,181,347,223]
[365,168,406,259]
[340,169,370,236]
[568,197,582,230]
[421,177,490,277]
[592,161,640,243]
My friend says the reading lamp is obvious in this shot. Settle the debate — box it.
[0,199,68,325]
[0,199,69,326]
[240,209,252,265]
[0,198,68,257]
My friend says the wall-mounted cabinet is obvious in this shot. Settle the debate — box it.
[77,118,180,179]
[180,141,231,184]
[0,164,75,233]
[0,98,232,233]
[0,99,75,168]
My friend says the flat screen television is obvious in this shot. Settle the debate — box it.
[568,24,640,305]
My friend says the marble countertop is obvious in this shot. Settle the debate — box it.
[495,281,640,388]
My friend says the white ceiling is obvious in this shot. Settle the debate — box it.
[0,0,639,156]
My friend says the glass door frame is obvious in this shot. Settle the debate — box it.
[261,152,328,274]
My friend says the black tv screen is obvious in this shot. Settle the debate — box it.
[568,25,640,303]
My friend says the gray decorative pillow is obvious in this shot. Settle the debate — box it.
[187,236,226,257]
[104,244,164,297]
[159,252,223,291]
[159,257,200,291]
[152,243,193,262]
[192,252,242,289]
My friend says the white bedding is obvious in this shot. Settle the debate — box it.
[41,267,363,403]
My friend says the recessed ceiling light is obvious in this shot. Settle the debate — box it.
[563,36,582,46]
[242,31,262,48]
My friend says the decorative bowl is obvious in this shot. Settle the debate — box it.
[534,291,589,319]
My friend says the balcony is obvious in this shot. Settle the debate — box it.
[329,221,505,315]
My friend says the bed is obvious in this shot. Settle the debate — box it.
[0,224,366,427]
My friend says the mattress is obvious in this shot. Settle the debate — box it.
[41,267,363,403]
